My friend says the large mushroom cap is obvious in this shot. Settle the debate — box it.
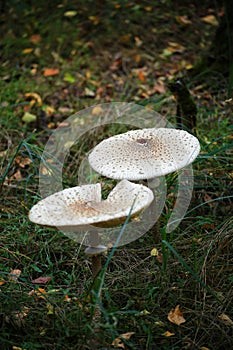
[29,180,154,228]
[88,128,200,180]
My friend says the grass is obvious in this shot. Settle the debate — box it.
[1,1,233,349]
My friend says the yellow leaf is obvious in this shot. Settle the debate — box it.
[200,347,210,350]
[0,278,5,286]
[168,305,186,325]
[218,313,233,325]
[112,332,135,348]
[43,105,55,115]
[163,330,175,337]
[22,48,33,54]
[88,15,100,25]
[12,347,26,350]
[47,303,54,315]
[151,247,159,256]
[201,15,218,26]
[64,10,77,17]
[139,309,150,315]
[22,112,37,123]
[25,92,42,106]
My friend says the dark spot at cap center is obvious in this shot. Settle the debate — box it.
[136,138,148,145]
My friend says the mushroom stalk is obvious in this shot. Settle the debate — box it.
[84,231,107,280]
[91,255,102,279]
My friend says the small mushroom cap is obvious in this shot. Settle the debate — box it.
[28,180,154,228]
[88,128,200,180]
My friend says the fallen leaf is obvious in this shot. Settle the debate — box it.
[112,332,135,348]
[162,330,175,337]
[92,106,104,115]
[43,68,60,77]
[200,347,210,350]
[0,278,5,286]
[176,15,192,25]
[8,269,21,281]
[22,48,33,54]
[64,10,77,17]
[47,303,54,315]
[12,170,22,180]
[218,313,233,325]
[32,276,52,284]
[15,156,32,168]
[43,105,55,115]
[168,305,186,325]
[151,247,159,256]
[29,34,41,44]
[167,41,185,53]
[22,112,37,123]
[84,87,95,97]
[64,72,76,83]
[88,15,100,25]
[25,92,42,106]
[139,309,150,315]
[201,15,218,26]
[29,287,47,300]
[135,36,143,47]
[138,70,146,82]
[153,83,166,94]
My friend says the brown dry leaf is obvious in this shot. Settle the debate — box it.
[167,41,185,53]
[176,15,192,25]
[12,170,22,180]
[15,156,32,168]
[163,330,175,337]
[218,313,233,325]
[32,276,52,284]
[29,287,47,300]
[0,278,5,286]
[112,332,135,348]
[201,15,218,26]
[153,83,166,94]
[29,34,42,44]
[118,34,132,43]
[43,68,60,77]
[168,305,186,325]
[138,70,146,82]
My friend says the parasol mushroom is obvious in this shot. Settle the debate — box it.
[88,127,200,239]
[88,127,200,181]
[29,179,154,278]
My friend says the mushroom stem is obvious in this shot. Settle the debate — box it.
[84,231,107,280]
[91,255,102,279]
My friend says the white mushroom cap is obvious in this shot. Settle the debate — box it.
[28,180,154,228]
[88,128,200,180]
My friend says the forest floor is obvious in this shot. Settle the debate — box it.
[0,1,232,349]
